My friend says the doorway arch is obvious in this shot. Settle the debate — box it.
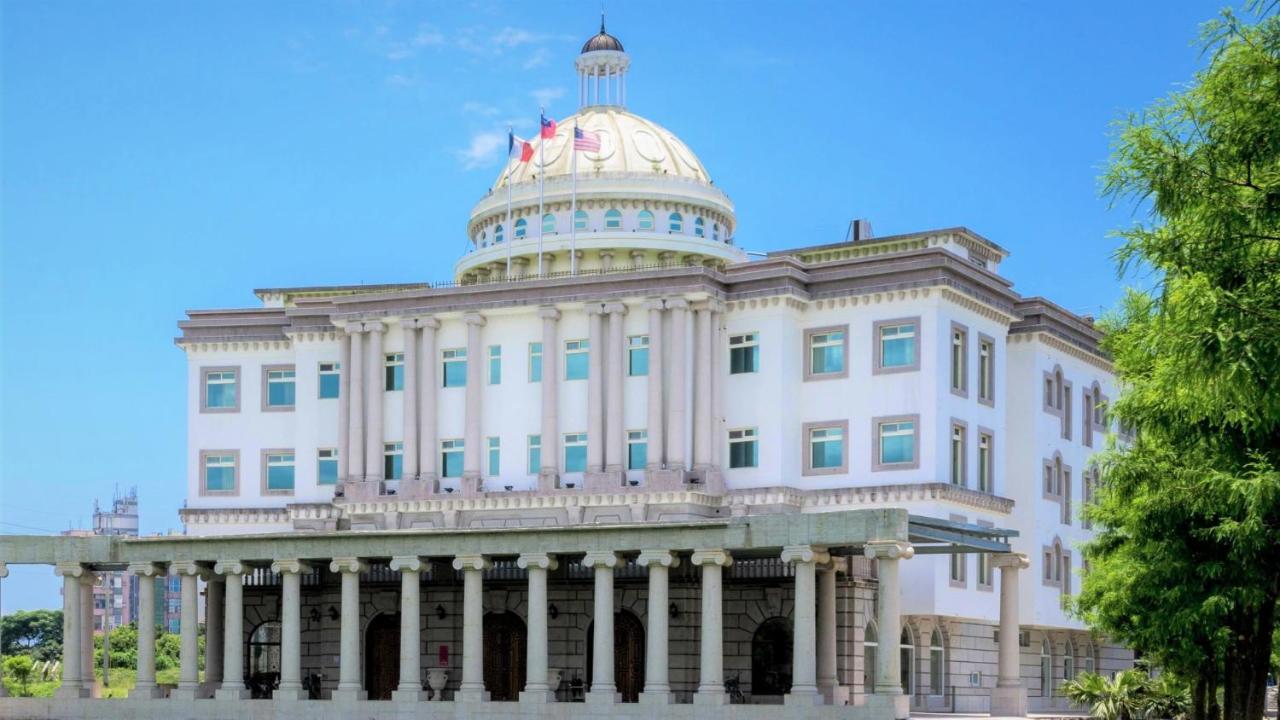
[751,616,793,698]
[364,613,400,700]
[483,611,527,701]
[586,609,646,702]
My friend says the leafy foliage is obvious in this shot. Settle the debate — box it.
[0,610,63,662]
[1063,669,1191,720]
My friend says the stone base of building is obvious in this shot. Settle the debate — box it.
[990,685,1029,717]
[584,469,626,491]
[330,688,367,702]
[214,687,251,700]
[399,475,440,499]
[341,479,384,501]
[392,689,430,702]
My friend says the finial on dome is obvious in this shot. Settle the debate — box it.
[601,9,606,34]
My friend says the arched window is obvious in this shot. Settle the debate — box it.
[638,210,655,231]
[863,621,878,694]
[1040,639,1052,697]
[574,210,588,231]
[751,617,793,697]
[1082,640,1096,675]
[514,218,527,239]
[668,212,683,232]
[495,224,505,244]
[899,627,914,696]
[713,222,721,241]
[929,629,945,695]
[248,621,282,683]
[542,213,556,234]
[694,216,705,237]
[1064,637,1076,681]
[604,209,622,230]
[479,230,488,248]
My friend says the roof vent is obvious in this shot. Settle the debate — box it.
[846,219,874,243]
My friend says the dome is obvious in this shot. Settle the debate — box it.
[581,17,624,53]
[494,107,711,189]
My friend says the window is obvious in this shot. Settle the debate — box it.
[806,326,847,379]
[876,417,918,469]
[805,423,846,474]
[1082,466,1096,530]
[487,437,500,476]
[1083,388,1097,447]
[1040,640,1052,697]
[876,320,919,372]
[627,430,647,470]
[564,433,587,473]
[628,335,649,376]
[264,366,296,409]
[1064,639,1076,681]
[384,442,403,481]
[574,210,588,231]
[729,332,759,374]
[385,353,404,391]
[528,342,543,382]
[264,451,295,493]
[604,209,622,230]
[977,546,992,588]
[441,440,463,478]
[978,337,995,404]
[248,621,281,677]
[929,629,945,695]
[712,223,721,241]
[900,628,914,695]
[202,367,239,411]
[542,213,556,234]
[950,550,966,585]
[694,217,705,237]
[202,451,237,494]
[864,622,878,693]
[514,218,527,239]
[978,432,993,493]
[668,212,683,233]
[950,423,966,486]
[638,210,654,230]
[443,348,466,388]
[728,427,759,469]
[565,339,589,380]
[950,324,968,395]
[495,224,504,244]
[488,346,501,385]
[317,448,339,485]
[318,362,340,399]
[1062,381,1074,440]
[527,435,542,475]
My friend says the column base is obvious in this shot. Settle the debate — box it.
[519,689,558,703]
[639,690,675,705]
[646,467,690,490]
[197,680,220,698]
[694,690,730,706]
[55,685,91,699]
[990,684,1030,717]
[130,683,165,700]
[868,691,910,720]
[586,689,620,705]
[392,689,430,702]
[455,688,489,703]
[785,688,824,706]
[331,688,367,702]
[342,479,384,500]
[168,687,200,701]
[400,474,439,499]
[537,470,561,492]
[273,687,309,701]
[460,474,484,496]
[584,469,625,491]
[215,687,251,701]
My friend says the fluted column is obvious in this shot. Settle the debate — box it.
[389,556,428,701]
[365,321,386,481]
[782,545,830,706]
[666,298,689,471]
[604,302,627,477]
[692,301,713,473]
[991,553,1031,716]
[170,561,205,700]
[54,563,88,698]
[329,557,366,701]
[637,550,678,705]
[272,559,311,701]
[338,332,351,481]
[128,562,165,699]
[462,312,486,492]
[401,319,420,482]
[518,553,559,703]
[538,307,561,488]
[78,572,93,695]
[710,305,724,472]
[453,554,491,702]
[691,549,732,705]
[347,326,365,481]
[204,576,225,689]
[818,561,841,703]
[586,304,606,473]
[214,562,250,700]
[0,563,6,698]
[865,541,914,720]
[583,551,620,704]
[419,317,440,489]
[645,300,665,471]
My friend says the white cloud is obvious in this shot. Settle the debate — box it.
[529,86,565,110]
[523,47,551,70]
[457,130,507,170]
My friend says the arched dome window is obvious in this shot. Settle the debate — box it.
[669,212,683,233]
[638,210,655,231]
[515,218,527,239]
[694,217,705,238]
[495,224,505,244]
[542,213,556,234]
[605,209,623,230]
[480,230,487,248]
[929,629,945,695]
[863,620,878,693]
[574,210,588,231]
[713,223,721,242]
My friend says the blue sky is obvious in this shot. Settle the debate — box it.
[1,0,1227,610]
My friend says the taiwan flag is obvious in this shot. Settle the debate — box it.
[540,113,557,139]
[508,131,533,162]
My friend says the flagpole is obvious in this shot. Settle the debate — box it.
[570,121,578,276]
[538,107,545,278]
[505,125,513,279]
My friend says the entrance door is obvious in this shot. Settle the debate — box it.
[483,612,527,701]
[751,617,793,698]
[586,610,646,702]
[364,613,400,700]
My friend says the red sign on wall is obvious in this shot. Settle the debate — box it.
[438,645,449,666]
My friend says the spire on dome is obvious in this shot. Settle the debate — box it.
[576,16,629,107]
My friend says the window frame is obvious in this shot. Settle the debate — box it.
[384,441,404,481]
[564,339,589,381]
[668,212,683,233]
[574,210,588,231]
[949,419,968,487]
[729,332,759,374]
[872,414,921,471]
[440,439,463,479]
[950,321,969,397]
[542,213,556,234]
[200,366,241,413]
[261,364,297,412]
[873,317,922,374]
[627,335,649,377]
[200,449,240,496]
[802,420,848,476]
[488,345,501,385]
[514,217,527,239]
[527,434,542,475]
[563,432,587,473]
[694,216,705,237]
[528,342,543,382]
[384,353,404,392]
[977,428,995,494]
[949,514,968,588]
[318,361,341,400]
[604,208,623,230]
[803,324,849,381]
[261,449,296,496]
[626,430,647,471]
[977,334,996,406]
[486,436,500,477]
[976,520,995,590]
[442,348,467,388]
[317,448,339,486]
[728,427,759,469]
[637,210,655,231]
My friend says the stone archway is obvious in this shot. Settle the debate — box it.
[483,611,527,701]
[751,616,793,699]
[586,610,646,702]
[364,613,399,700]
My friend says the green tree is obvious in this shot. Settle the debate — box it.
[0,610,63,662]
[3,655,35,695]
[1076,5,1280,720]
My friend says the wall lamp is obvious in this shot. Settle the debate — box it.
[668,602,680,619]
[436,604,448,620]
[549,603,560,620]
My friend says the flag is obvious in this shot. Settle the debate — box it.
[573,126,600,152]
[540,113,557,140]
[508,131,533,162]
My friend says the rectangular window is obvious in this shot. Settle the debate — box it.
[384,442,403,480]
[627,430,647,470]
[487,436,500,476]
[876,320,919,372]
[628,336,649,376]
[203,368,239,411]
[265,367,296,409]
[202,452,237,493]
[1063,382,1074,440]
[528,342,543,382]
[728,427,758,469]
[317,448,339,485]
[950,423,966,486]
[1083,391,1094,447]
[978,338,994,404]
[809,426,844,470]
[563,433,587,473]
[443,348,467,388]
[978,432,993,493]
[1044,377,1056,408]
[951,324,968,395]
[265,452,295,493]
[877,419,917,467]
[729,332,759,374]
[565,340,589,381]
[978,551,992,588]
[527,435,542,475]
[807,327,846,378]
[318,362,340,399]
[441,439,463,478]
[950,552,966,584]
[488,345,501,385]
[385,353,404,391]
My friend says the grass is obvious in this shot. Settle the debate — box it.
[3,666,196,699]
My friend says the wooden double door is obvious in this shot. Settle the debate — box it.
[587,610,646,702]
[364,613,400,700]
[484,611,527,701]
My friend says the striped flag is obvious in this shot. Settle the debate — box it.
[573,126,600,152]
[509,131,533,162]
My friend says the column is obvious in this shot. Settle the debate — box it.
[583,551,619,704]
[782,545,830,706]
[453,554,491,702]
[347,326,365,481]
[128,563,165,698]
[214,562,250,700]
[170,561,204,701]
[401,319,420,482]
[692,301,713,472]
[538,307,561,488]
[644,300,665,471]
[338,332,351,481]
[637,550,677,705]
[818,561,841,703]
[865,541,914,720]
[666,298,689,471]
[54,563,88,698]
[365,321,386,481]
[586,304,605,474]
[390,556,429,701]
[518,553,559,703]
[991,553,1031,716]
[690,549,732,705]
[604,302,627,477]
[271,559,311,701]
[0,563,5,698]
[462,312,485,491]
[78,573,93,695]
[419,317,440,488]
[204,575,225,691]
[710,306,724,471]
[330,557,366,701]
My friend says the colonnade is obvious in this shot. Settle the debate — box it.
[577,58,629,108]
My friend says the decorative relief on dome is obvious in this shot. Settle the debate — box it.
[632,128,666,163]
[667,134,701,175]
[585,127,616,162]
[535,129,568,168]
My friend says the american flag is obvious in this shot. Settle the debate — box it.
[574,126,601,152]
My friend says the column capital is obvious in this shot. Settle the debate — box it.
[463,311,486,327]
[690,549,733,568]
[365,320,386,334]
[127,561,166,578]
[665,297,689,311]
[389,555,426,573]
[0,561,7,579]
[585,302,607,316]
[644,298,666,312]
[270,559,313,575]
[517,553,559,571]
[342,322,364,336]
[636,550,679,568]
[863,541,915,561]
[537,306,561,321]
[598,248,615,260]
[400,317,421,331]
[330,557,367,574]
[581,551,620,569]
[992,552,1030,570]
[420,315,441,329]
[170,560,211,579]
[452,554,491,572]
[603,301,627,315]
[780,545,831,565]
[212,560,249,577]
[691,298,724,314]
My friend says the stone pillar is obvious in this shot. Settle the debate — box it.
[692,301,713,473]
[390,556,428,701]
[666,298,689,472]
[338,332,351,481]
[644,300,665,472]
[0,563,5,698]
[330,557,367,701]
[710,306,724,473]
[865,541,914,720]
[453,554,491,702]
[604,302,627,478]
[170,561,204,700]
[214,562,250,700]
[637,550,678,705]
[691,549,732,705]
[54,562,88,698]
[586,304,606,474]
[518,553,559,703]
[782,545,830,706]
[271,559,311,701]
[79,572,93,693]
[365,321,386,481]
[538,307,561,490]
[583,551,620,704]
[991,553,1031,717]
[401,319,420,482]
[462,312,486,493]
[204,575,225,691]
[128,562,165,699]
[818,561,843,704]
[347,326,365,481]
[419,317,440,490]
